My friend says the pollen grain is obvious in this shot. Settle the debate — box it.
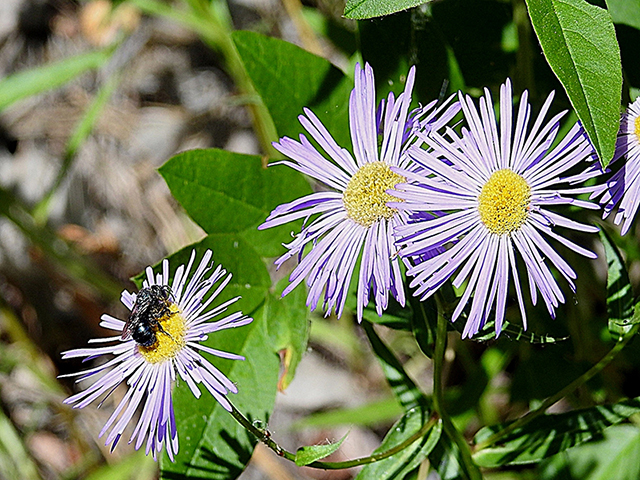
[138,304,187,364]
[342,161,405,227]
[478,168,531,235]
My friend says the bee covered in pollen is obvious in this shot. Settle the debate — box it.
[121,284,175,347]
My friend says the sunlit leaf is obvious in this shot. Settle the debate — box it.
[362,322,429,411]
[526,0,622,166]
[294,433,348,466]
[473,398,640,467]
[540,425,640,480]
[344,0,431,20]
[85,451,155,480]
[159,148,312,258]
[600,229,637,341]
[232,30,352,148]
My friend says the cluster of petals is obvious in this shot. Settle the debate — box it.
[391,80,601,337]
[61,250,252,460]
[262,62,610,338]
[259,62,459,321]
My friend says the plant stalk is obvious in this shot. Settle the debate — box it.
[229,402,438,469]
[432,292,483,480]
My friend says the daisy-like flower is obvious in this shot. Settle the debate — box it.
[598,97,640,235]
[259,62,459,321]
[60,249,252,460]
[392,79,601,338]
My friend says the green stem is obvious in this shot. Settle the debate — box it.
[432,292,483,480]
[474,323,640,452]
[129,0,278,157]
[229,402,438,469]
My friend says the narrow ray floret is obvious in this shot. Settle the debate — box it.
[597,96,640,235]
[60,249,252,460]
[259,62,460,321]
[391,79,601,338]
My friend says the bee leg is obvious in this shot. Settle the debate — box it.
[156,321,176,343]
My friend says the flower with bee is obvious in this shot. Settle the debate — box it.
[60,249,252,460]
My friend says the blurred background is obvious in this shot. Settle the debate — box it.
[1,1,640,479]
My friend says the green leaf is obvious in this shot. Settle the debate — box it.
[428,434,464,480]
[0,47,114,112]
[159,148,312,258]
[153,147,313,475]
[410,295,437,358]
[294,433,348,466]
[472,397,640,467]
[540,425,640,480]
[264,278,310,391]
[160,237,279,479]
[525,0,622,166]
[290,397,403,430]
[600,229,636,341]
[362,322,429,411]
[85,451,155,480]
[352,294,413,331]
[606,0,640,31]
[232,30,352,148]
[451,318,569,344]
[355,406,442,480]
[344,0,431,20]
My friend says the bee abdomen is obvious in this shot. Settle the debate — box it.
[132,323,156,347]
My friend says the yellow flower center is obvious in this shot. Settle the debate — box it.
[635,115,640,143]
[478,169,531,235]
[138,303,187,364]
[342,162,405,227]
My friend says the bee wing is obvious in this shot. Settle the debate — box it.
[121,318,134,340]
[120,324,131,340]
[121,291,143,341]
[121,307,139,341]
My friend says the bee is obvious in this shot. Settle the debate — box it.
[122,285,175,347]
